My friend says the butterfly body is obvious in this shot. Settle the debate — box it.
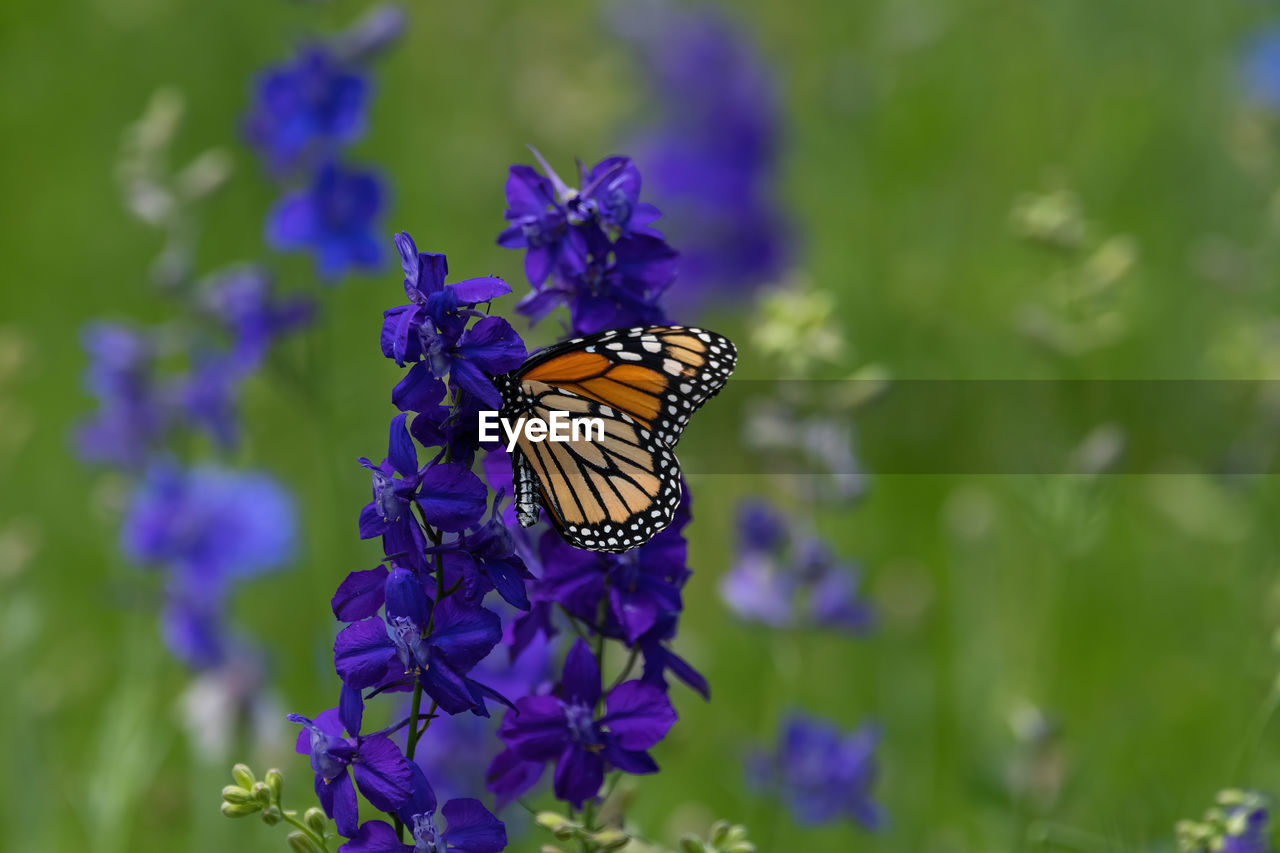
[494,325,736,552]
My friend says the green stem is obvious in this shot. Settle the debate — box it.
[607,646,640,692]
[282,810,331,853]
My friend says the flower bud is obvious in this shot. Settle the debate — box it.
[261,805,282,826]
[231,763,255,789]
[251,782,273,806]
[221,801,259,819]
[288,831,322,853]
[679,838,710,853]
[589,828,630,851]
[535,811,578,839]
[221,785,256,806]
[304,808,328,835]
[265,768,284,803]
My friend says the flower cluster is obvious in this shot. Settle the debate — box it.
[487,155,709,821]
[720,500,872,633]
[247,5,405,281]
[748,713,882,830]
[285,233,526,850]
[79,210,308,675]
[497,150,676,336]
[611,0,787,311]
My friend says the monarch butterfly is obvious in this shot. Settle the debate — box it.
[493,325,737,552]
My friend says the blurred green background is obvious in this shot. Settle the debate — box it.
[4,0,1280,850]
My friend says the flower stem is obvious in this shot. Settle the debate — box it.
[282,810,331,853]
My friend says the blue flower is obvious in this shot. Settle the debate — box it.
[752,713,882,829]
[267,162,386,281]
[289,697,415,837]
[243,46,369,175]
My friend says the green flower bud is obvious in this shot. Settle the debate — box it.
[265,769,284,803]
[232,763,256,789]
[221,785,256,806]
[252,782,273,806]
[535,811,579,839]
[288,831,323,853]
[589,828,629,851]
[221,801,259,819]
[304,808,328,835]
[680,838,710,853]
[261,805,282,826]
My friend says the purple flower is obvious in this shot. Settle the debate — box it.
[752,713,882,830]
[200,265,313,368]
[267,162,386,281]
[243,46,369,175]
[496,164,585,286]
[1225,805,1272,853]
[489,639,675,808]
[177,353,243,449]
[123,463,296,588]
[382,233,524,408]
[437,493,536,611]
[76,322,166,466]
[612,1,787,309]
[121,463,296,668]
[720,499,872,634]
[537,497,689,644]
[1244,28,1280,110]
[289,698,415,837]
[496,152,676,336]
[340,766,505,853]
[413,629,554,804]
[332,597,503,716]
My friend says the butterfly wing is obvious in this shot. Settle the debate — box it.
[503,380,683,552]
[515,325,737,448]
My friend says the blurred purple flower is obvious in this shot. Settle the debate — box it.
[752,713,883,829]
[244,46,370,175]
[122,463,296,668]
[612,0,788,310]
[1244,28,1280,109]
[267,162,386,281]
[200,265,314,367]
[76,323,166,466]
[720,499,872,634]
